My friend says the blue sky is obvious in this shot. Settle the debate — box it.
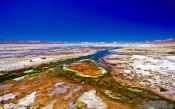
[0,0,175,42]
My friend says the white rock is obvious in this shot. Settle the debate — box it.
[32,57,42,62]
[64,86,82,100]
[2,103,26,109]
[163,56,175,62]
[124,70,132,74]
[3,103,17,109]
[137,70,150,76]
[132,55,175,75]
[0,93,16,102]
[18,92,36,106]
[48,82,70,97]
[78,90,107,109]
[42,101,55,109]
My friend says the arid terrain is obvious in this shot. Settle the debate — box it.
[0,41,175,109]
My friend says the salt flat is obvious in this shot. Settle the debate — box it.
[0,43,174,109]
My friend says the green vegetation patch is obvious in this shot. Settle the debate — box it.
[24,69,40,77]
[148,107,155,109]
[24,69,39,74]
[48,68,56,71]
[158,86,168,92]
[104,90,120,100]
[13,76,26,81]
[27,105,41,109]
[128,99,135,104]
[76,101,87,109]
[63,66,108,78]
[127,88,143,93]
[62,59,108,78]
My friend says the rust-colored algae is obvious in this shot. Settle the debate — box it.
[0,71,134,109]
[67,60,101,76]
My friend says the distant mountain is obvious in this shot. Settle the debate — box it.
[147,38,175,44]
[1,38,175,44]
[0,40,66,44]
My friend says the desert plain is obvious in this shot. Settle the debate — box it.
[0,41,175,109]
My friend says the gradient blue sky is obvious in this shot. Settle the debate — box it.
[0,0,175,42]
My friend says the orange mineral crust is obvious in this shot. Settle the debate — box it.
[67,60,101,76]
